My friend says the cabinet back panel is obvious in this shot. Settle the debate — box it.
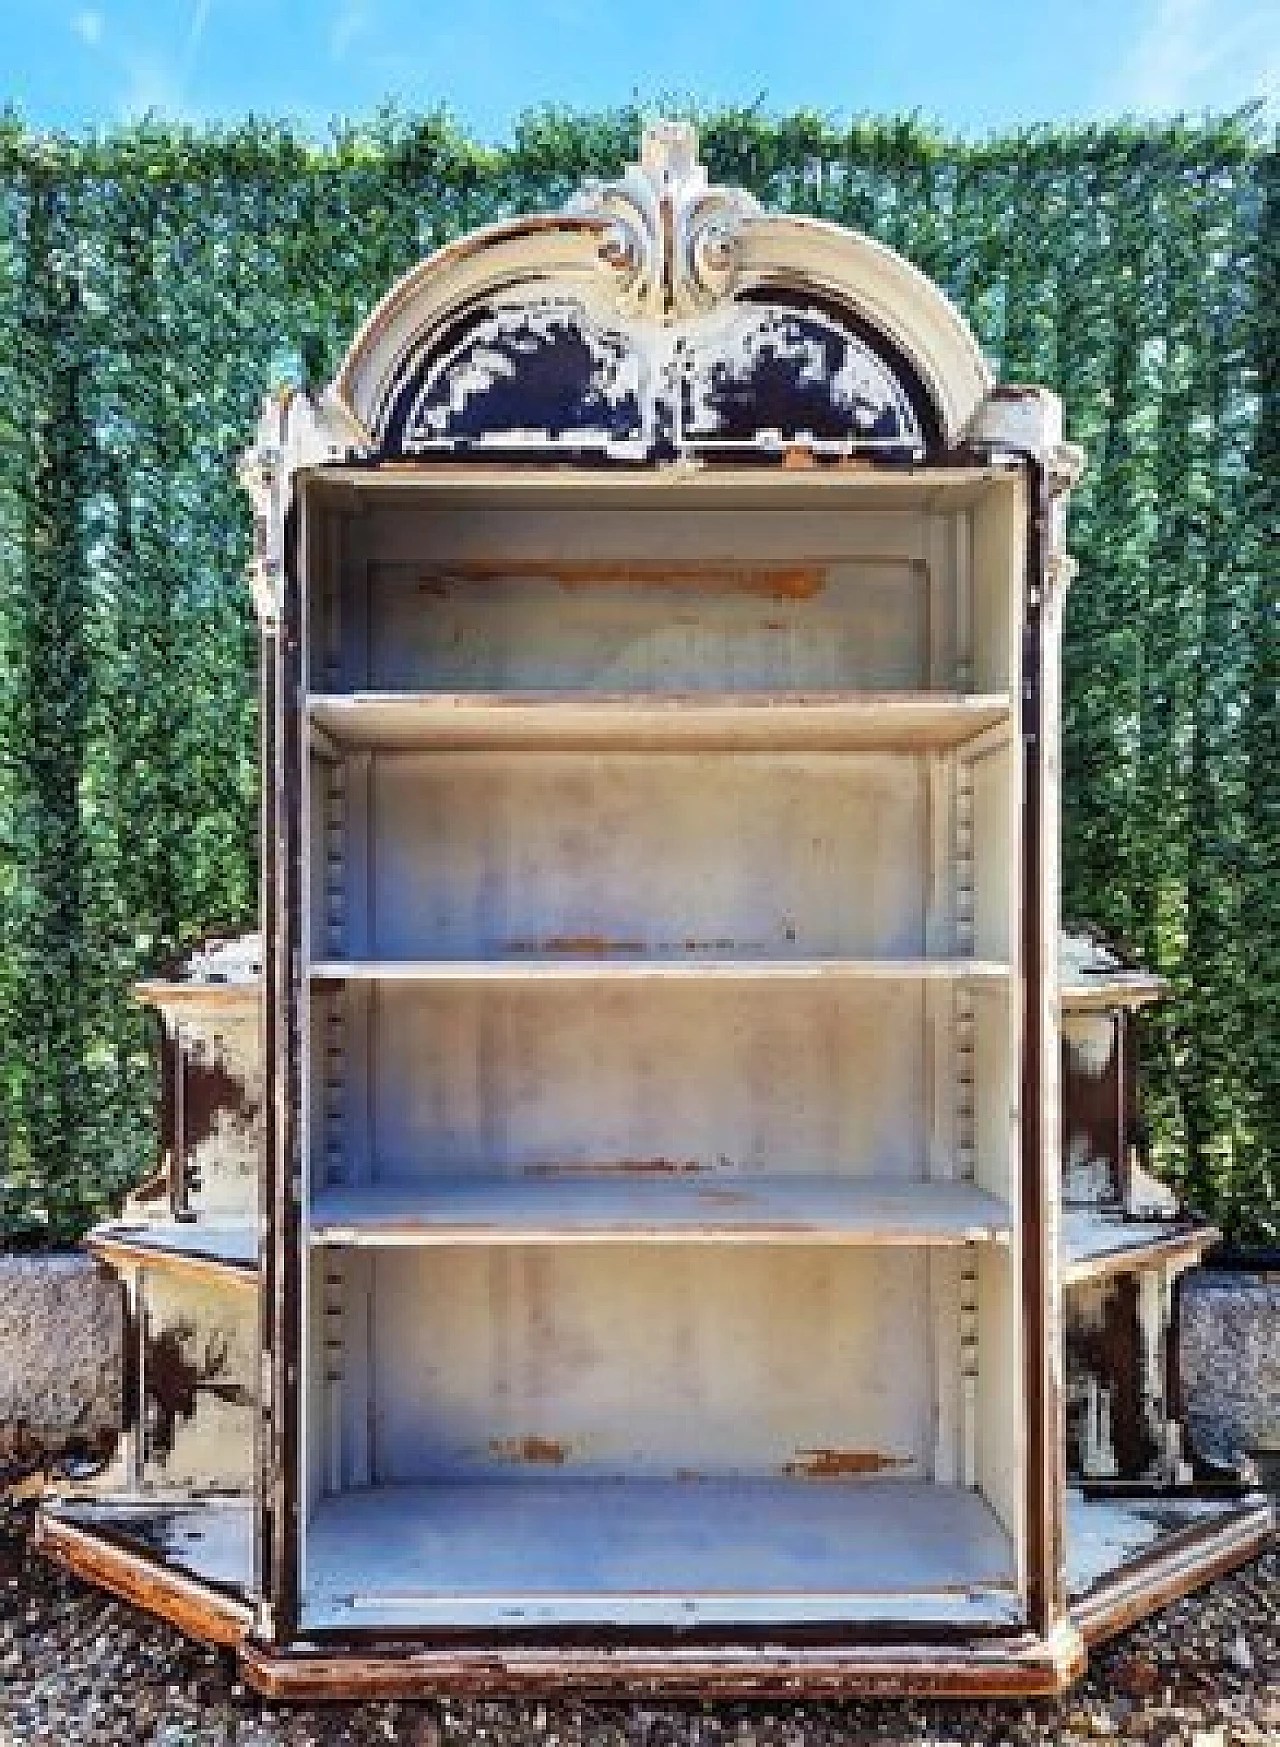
[323,980,927,1180]
[349,751,928,959]
[311,505,953,692]
[366,1245,932,1481]
[355,561,931,693]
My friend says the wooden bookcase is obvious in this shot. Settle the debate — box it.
[35,122,1272,1699]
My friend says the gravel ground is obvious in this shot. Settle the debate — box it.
[1,1499,1276,1747]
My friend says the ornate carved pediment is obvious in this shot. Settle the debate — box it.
[568,120,758,321]
[322,121,991,463]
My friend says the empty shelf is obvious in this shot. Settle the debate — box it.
[40,1495,254,1598]
[309,1174,1012,1247]
[308,691,1012,753]
[85,1220,258,1286]
[1066,1489,1274,1602]
[302,1478,1020,1630]
[1062,1210,1218,1285]
[310,957,1011,984]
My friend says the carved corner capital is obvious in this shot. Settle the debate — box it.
[1047,440,1085,497]
[238,388,365,626]
[964,386,1085,496]
[1045,552,1079,615]
[568,120,759,321]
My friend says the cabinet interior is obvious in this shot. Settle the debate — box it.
[294,468,1028,1631]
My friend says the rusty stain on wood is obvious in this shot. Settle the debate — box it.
[783,1448,914,1478]
[524,1158,707,1176]
[237,1634,1087,1700]
[488,1435,570,1466]
[506,938,750,956]
[416,560,827,600]
[507,935,645,956]
[1072,1502,1276,1647]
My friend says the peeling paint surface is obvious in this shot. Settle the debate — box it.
[1061,1013,1123,1206]
[44,1496,253,1597]
[393,299,646,454]
[678,303,924,453]
[385,291,926,460]
[1065,1277,1158,1481]
[142,1274,256,1492]
[174,1017,262,1221]
[783,1448,913,1478]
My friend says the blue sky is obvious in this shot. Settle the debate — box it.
[3,0,1276,140]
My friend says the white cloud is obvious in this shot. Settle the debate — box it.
[1118,0,1278,116]
[72,8,104,46]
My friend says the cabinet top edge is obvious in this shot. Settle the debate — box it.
[296,462,1026,515]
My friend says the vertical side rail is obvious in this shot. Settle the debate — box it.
[242,394,355,1643]
[255,608,276,1622]
[263,493,305,1641]
[1020,455,1064,1635]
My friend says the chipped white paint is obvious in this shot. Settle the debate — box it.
[1064,1013,1117,1079]
[1081,1375,1119,1479]
[239,389,363,625]
[1127,1159,1180,1218]
[1063,1151,1116,1207]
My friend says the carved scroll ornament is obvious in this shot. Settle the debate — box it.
[569,120,760,321]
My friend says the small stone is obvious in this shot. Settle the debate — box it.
[1226,1631,1254,1673]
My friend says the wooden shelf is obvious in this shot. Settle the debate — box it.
[301,1477,1019,1630]
[310,957,1011,985]
[85,1221,258,1288]
[1061,1211,1218,1286]
[309,1174,1012,1248]
[308,692,1012,754]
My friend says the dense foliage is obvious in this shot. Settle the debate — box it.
[0,107,1274,1245]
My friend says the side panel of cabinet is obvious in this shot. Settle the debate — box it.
[262,488,314,1642]
[1019,461,1063,1635]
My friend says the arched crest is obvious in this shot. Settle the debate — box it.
[327,122,993,462]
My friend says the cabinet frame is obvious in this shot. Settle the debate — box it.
[259,456,1051,1647]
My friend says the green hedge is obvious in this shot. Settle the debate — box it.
[0,107,1275,1244]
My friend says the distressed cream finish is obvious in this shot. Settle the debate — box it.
[327,121,991,453]
[256,124,1085,1675]
[35,123,1280,1697]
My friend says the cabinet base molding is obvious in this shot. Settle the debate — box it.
[237,1623,1087,1701]
[36,1492,1274,1699]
